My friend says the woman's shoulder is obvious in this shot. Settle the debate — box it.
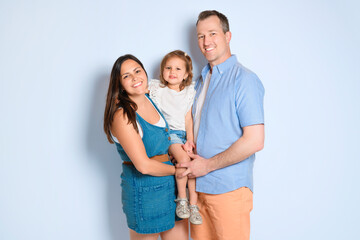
[112,108,140,139]
[113,108,129,126]
[113,108,127,122]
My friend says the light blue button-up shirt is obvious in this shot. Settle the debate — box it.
[193,55,265,194]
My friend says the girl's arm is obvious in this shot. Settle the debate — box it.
[184,108,196,153]
[111,109,175,176]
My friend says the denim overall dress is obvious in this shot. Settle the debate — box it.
[114,96,177,234]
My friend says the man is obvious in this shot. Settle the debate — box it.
[177,10,265,240]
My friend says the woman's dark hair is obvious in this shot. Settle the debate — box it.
[159,50,193,91]
[103,54,147,143]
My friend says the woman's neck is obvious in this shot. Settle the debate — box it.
[129,94,148,109]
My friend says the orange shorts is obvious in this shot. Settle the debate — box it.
[191,187,253,240]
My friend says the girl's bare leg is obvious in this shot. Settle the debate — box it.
[160,219,189,240]
[169,144,190,199]
[187,178,198,205]
[129,229,159,240]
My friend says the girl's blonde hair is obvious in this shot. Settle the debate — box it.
[159,50,193,91]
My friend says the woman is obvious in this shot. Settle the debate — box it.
[103,54,188,240]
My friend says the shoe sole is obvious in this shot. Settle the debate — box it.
[190,221,202,225]
[177,213,190,219]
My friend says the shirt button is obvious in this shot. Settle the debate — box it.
[165,128,168,132]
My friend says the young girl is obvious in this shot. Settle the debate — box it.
[148,50,202,225]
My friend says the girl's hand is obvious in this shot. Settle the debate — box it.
[182,140,196,154]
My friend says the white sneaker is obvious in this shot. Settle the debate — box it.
[175,198,190,219]
[189,205,202,225]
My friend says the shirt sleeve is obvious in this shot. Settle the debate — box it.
[148,79,162,108]
[185,81,196,114]
[235,71,265,127]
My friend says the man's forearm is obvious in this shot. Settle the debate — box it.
[207,124,264,172]
[178,125,264,178]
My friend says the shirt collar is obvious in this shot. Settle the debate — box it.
[201,55,238,80]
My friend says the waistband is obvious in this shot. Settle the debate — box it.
[122,154,169,165]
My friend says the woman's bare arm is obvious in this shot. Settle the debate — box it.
[112,109,175,176]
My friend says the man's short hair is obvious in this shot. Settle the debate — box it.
[196,10,230,33]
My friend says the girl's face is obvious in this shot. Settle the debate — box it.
[120,59,148,97]
[162,57,188,91]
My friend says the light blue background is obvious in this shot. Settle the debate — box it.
[1,0,359,239]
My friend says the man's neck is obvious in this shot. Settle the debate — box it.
[208,53,232,70]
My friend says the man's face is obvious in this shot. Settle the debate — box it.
[197,15,231,67]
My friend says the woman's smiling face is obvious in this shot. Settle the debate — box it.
[120,59,148,97]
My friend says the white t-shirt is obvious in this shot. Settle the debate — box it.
[148,79,196,131]
[193,72,211,143]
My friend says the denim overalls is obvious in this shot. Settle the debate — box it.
[114,96,177,234]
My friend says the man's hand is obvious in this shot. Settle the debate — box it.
[176,152,211,178]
